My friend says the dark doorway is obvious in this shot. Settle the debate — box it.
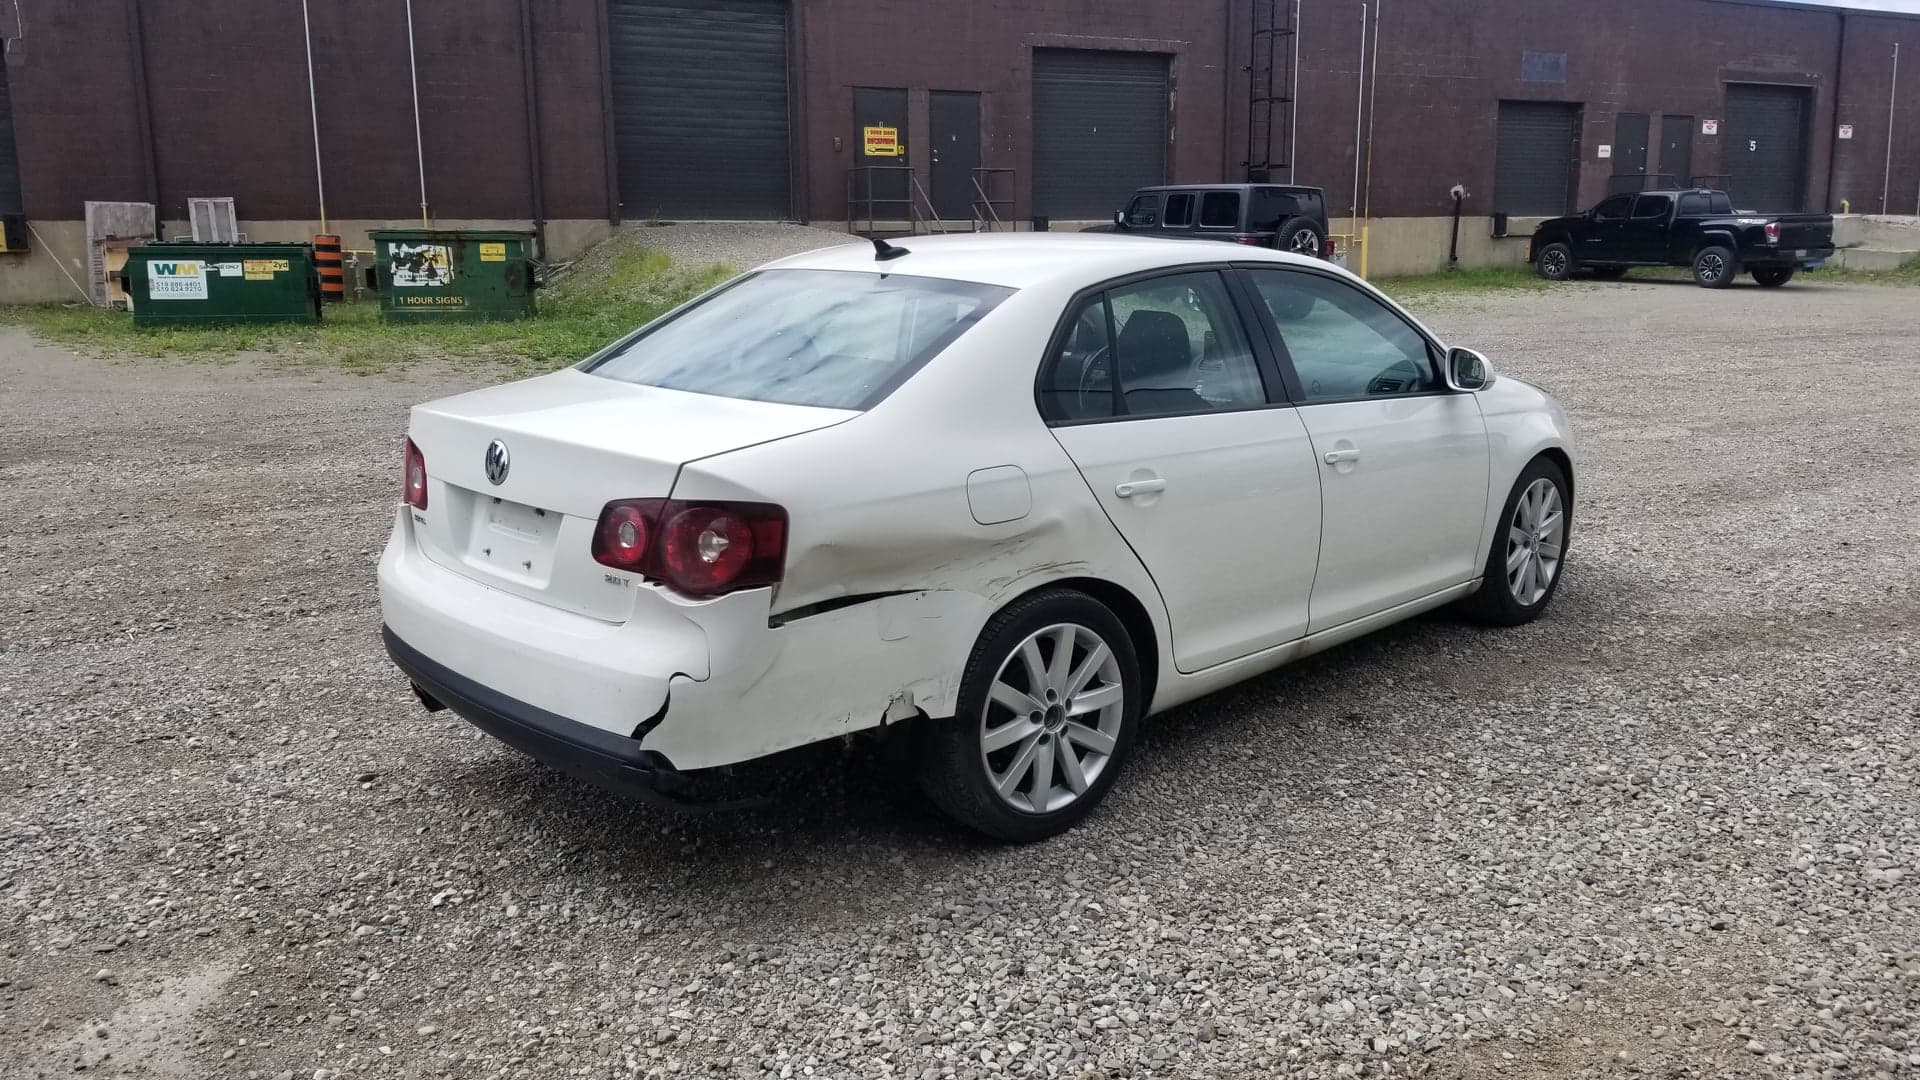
[1723,84,1812,211]
[1611,113,1649,192]
[607,0,790,219]
[1659,114,1694,187]
[929,91,981,222]
[852,87,910,222]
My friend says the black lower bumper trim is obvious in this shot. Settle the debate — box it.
[382,625,692,805]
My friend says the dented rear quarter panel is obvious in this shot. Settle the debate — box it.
[661,280,1172,744]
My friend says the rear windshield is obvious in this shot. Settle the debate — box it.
[585,269,1013,409]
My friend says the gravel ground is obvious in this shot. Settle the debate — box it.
[2,275,1917,1080]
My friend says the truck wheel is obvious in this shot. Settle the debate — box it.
[1274,217,1326,258]
[916,589,1141,842]
[1535,242,1573,281]
[1692,246,1737,288]
[1752,267,1795,287]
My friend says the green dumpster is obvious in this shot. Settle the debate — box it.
[371,229,537,321]
[126,242,321,326]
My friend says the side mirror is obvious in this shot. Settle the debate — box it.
[1446,347,1495,392]
[1113,210,1126,228]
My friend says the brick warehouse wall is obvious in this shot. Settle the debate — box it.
[0,0,1915,302]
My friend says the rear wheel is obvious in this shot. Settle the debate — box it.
[1462,457,1571,627]
[1275,217,1326,258]
[1752,267,1795,287]
[916,590,1141,842]
[1692,245,1737,288]
[1535,242,1574,281]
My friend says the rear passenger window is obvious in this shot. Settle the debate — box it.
[1163,192,1194,227]
[1632,195,1672,220]
[1677,193,1708,215]
[1199,191,1240,229]
[1038,272,1268,422]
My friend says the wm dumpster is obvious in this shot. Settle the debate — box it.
[370,229,537,321]
[126,242,321,326]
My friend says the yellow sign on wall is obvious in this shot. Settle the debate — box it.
[479,242,507,262]
[862,125,901,157]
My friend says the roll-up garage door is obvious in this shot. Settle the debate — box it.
[608,0,789,219]
[1032,50,1169,220]
[1494,101,1579,216]
[1723,84,1810,212]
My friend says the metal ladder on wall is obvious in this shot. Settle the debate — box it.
[1245,0,1298,182]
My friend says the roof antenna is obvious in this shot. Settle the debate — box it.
[871,236,909,262]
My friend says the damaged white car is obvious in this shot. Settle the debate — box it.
[379,234,1575,840]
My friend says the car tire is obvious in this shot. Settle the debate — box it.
[1275,217,1326,259]
[1589,266,1628,281]
[916,589,1142,842]
[1752,267,1795,287]
[1692,245,1738,288]
[1461,456,1571,627]
[1535,242,1574,281]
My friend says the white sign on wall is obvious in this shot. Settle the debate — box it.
[1839,124,1855,140]
[147,259,209,301]
[1598,144,1613,159]
[1702,119,1720,135]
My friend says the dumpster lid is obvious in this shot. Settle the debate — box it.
[369,229,535,242]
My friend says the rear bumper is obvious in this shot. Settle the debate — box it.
[383,626,692,803]
[1747,245,1835,267]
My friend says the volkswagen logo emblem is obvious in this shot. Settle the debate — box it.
[483,439,511,486]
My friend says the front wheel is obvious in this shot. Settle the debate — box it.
[1693,245,1737,288]
[916,590,1141,842]
[1752,267,1796,287]
[1535,242,1574,281]
[1275,217,1327,259]
[1462,457,1571,626]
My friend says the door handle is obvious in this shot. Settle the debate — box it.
[1323,448,1361,465]
[1114,478,1167,498]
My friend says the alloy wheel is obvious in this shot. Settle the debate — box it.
[1543,249,1569,277]
[1699,252,1726,282]
[1289,229,1322,255]
[1505,478,1565,606]
[979,623,1125,814]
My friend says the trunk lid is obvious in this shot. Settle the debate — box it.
[405,369,853,620]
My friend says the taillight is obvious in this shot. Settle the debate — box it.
[403,438,428,510]
[1764,221,1781,244]
[591,499,787,598]
[1237,236,1262,246]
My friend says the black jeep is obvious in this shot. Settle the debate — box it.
[1090,183,1332,258]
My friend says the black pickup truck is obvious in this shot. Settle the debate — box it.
[1529,189,1835,288]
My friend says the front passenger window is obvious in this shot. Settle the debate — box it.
[1124,195,1161,227]
[1245,270,1438,401]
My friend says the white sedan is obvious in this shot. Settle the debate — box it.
[379,234,1574,841]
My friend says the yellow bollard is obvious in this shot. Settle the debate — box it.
[1359,224,1371,279]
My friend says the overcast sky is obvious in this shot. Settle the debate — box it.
[1788,0,1920,12]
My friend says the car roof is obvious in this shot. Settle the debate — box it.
[761,233,1332,290]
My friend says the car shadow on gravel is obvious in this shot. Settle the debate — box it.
[418,562,1634,919]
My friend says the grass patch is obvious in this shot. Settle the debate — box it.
[0,231,735,375]
[1371,265,1555,298]
[1806,253,1920,286]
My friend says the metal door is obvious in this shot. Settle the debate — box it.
[607,0,790,219]
[852,88,910,221]
[1659,114,1694,186]
[1612,113,1650,192]
[1724,84,1811,211]
[1032,50,1169,219]
[1494,101,1580,215]
[929,91,981,221]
